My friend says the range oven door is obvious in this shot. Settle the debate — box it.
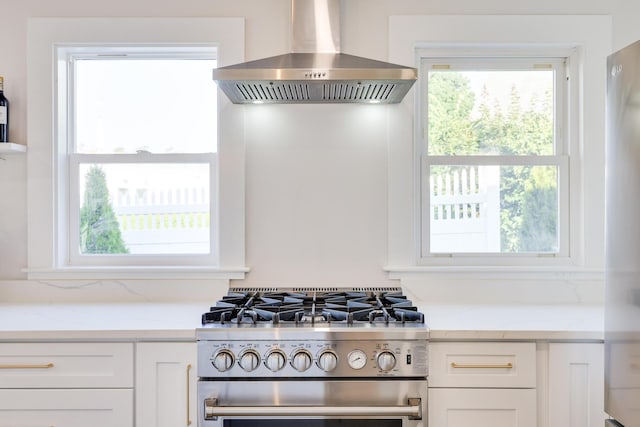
[198,379,427,427]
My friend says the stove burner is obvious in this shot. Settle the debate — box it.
[201,289,425,326]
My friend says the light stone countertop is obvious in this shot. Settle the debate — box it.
[0,303,604,342]
[0,303,208,341]
[421,304,603,341]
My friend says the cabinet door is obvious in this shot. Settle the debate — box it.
[429,388,536,427]
[0,389,133,426]
[136,342,197,427]
[548,343,604,427]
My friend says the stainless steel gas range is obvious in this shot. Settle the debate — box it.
[196,287,429,427]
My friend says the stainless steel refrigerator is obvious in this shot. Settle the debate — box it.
[605,40,640,427]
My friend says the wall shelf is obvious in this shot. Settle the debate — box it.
[0,143,27,154]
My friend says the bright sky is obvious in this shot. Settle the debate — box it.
[463,70,554,118]
[75,58,217,193]
[75,59,218,155]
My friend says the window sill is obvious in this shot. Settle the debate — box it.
[384,266,604,304]
[23,266,249,281]
[384,266,604,281]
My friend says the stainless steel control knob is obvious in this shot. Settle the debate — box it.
[291,349,313,372]
[212,349,235,372]
[376,350,397,372]
[238,349,261,372]
[264,349,287,372]
[317,350,338,372]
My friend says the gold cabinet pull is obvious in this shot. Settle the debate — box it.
[186,363,192,426]
[451,362,513,369]
[0,363,54,369]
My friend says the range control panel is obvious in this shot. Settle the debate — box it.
[197,340,428,378]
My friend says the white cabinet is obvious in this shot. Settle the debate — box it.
[0,389,133,426]
[547,343,604,427]
[0,342,133,388]
[0,342,134,426]
[0,340,197,427]
[429,341,537,388]
[429,388,537,427]
[429,342,537,427]
[136,342,197,427]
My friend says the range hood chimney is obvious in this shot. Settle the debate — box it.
[212,0,417,104]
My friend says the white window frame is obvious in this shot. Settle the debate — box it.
[418,50,574,266]
[26,18,247,280]
[58,45,218,267]
[387,15,612,278]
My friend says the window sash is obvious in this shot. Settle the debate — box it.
[421,57,567,157]
[419,55,570,261]
[420,155,569,259]
[426,155,566,166]
[67,152,218,266]
[64,47,218,156]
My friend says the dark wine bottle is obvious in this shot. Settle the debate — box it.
[0,76,8,143]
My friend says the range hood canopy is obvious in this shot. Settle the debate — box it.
[212,0,417,104]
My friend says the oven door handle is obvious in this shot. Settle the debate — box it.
[204,398,422,421]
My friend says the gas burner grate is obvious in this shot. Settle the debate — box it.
[201,288,424,326]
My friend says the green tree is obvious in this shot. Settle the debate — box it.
[79,166,128,254]
[475,85,504,154]
[496,85,556,252]
[519,166,558,252]
[515,89,557,252]
[427,72,477,155]
[429,70,557,252]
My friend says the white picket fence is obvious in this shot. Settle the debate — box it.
[429,166,500,252]
[112,187,210,254]
[111,170,499,255]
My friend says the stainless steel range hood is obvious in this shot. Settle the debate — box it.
[212,0,417,104]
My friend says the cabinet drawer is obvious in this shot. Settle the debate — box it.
[429,342,536,388]
[429,388,536,427]
[0,342,133,388]
[0,389,133,427]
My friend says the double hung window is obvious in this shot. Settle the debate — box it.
[420,52,573,263]
[57,46,218,266]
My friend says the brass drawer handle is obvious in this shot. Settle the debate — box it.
[0,363,54,369]
[451,362,513,369]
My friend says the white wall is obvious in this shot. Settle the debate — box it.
[1,0,639,302]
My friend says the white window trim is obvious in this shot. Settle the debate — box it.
[386,15,611,280]
[59,45,219,268]
[26,17,248,280]
[418,50,572,265]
